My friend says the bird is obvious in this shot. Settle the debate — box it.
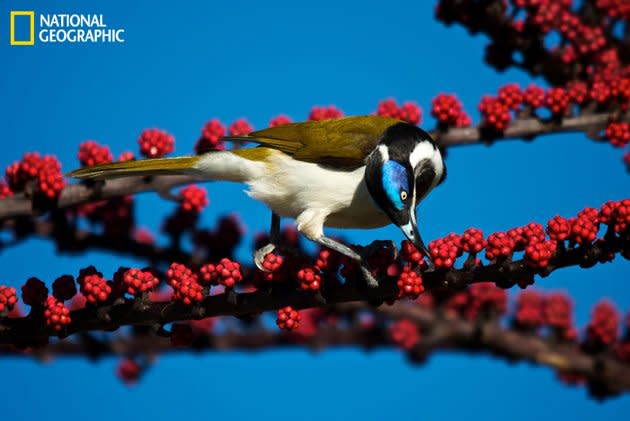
[68,115,447,287]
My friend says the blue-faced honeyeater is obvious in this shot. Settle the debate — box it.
[68,116,446,287]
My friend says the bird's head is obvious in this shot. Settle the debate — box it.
[365,122,446,257]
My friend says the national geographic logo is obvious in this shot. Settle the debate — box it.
[10,11,125,46]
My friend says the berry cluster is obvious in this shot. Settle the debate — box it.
[167,263,204,305]
[0,285,18,315]
[269,115,292,127]
[229,118,254,136]
[308,105,344,121]
[376,98,423,125]
[276,306,301,330]
[389,319,421,350]
[397,265,424,299]
[196,119,226,153]
[78,141,113,167]
[430,94,471,127]
[138,129,174,158]
[3,152,64,200]
[44,296,71,332]
[121,268,159,297]
[297,267,322,291]
[79,273,112,304]
[179,184,208,213]
[200,258,243,288]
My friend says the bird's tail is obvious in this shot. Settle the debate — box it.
[66,156,201,180]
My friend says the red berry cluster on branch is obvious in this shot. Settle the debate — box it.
[430,94,471,128]
[376,98,423,125]
[389,319,421,349]
[179,184,208,213]
[196,119,226,153]
[228,118,254,136]
[138,129,174,158]
[276,306,301,331]
[269,115,292,127]
[308,105,344,121]
[200,258,243,288]
[0,286,17,316]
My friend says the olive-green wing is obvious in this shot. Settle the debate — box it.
[229,115,401,168]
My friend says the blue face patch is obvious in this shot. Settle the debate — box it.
[381,160,409,210]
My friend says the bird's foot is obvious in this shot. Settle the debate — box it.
[359,266,379,288]
[254,243,276,271]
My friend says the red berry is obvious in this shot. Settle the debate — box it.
[52,275,77,302]
[44,296,71,332]
[567,81,588,104]
[308,105,343,121]
[428,237,459,269]
[605,121,630,148]
[570,216,599,245]
[229,118,253,136]
[173,278,204,305]
[389,319,420,349]
[522,222,546,245]
[37,158,64,200]
[377,98,401,119]
[400,240,426,266]
[514,290,544,329]
[138,128,174,158]
[269,115,292,127]
[613,198,630,233]
[544,292,573,331]
[544,87,570,116]
[22,277,49,307]
[396,265,424,299]
[485,232,515,261]
[525,239,557,268]
[431,94,463,126]
[479,96,511,131]
[398,101,422,125]
[179,184,208,213]
[78,141,113,167]
[461,228,486,254]
[0,181,13,199]
[118,151,135,162]
[196,119,226,153]
[466,283,507,320]
[587,300,619,346]
[258,253,286,283]
[122,268,159,296]
[497,83,522,111]
[297,267,322,291]
[523,84,545,108]
[117,358,141,385]
[276,306,301,331]
[79,274,112,304]
[546,215,571,241]
[199,258,242,288]
[0,285,18,315]
[590,80,611,104]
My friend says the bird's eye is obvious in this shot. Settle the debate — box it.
[400,191,408,201]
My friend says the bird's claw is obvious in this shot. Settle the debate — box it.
[360,266,379,288]
[254,243,276,271]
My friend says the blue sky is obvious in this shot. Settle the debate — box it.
[1,0,629,419]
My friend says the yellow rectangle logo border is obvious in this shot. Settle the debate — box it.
[10,11,35,46]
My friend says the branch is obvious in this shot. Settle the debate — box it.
[0,111,623,222]
[3,302,629,398]
[1,233,626,346]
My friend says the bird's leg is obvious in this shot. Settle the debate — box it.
[254,212,281,271]
[316,236,379,288]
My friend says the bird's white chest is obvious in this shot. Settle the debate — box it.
[245,152,390,229]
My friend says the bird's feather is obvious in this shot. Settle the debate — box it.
[226,116,401,169]
[66,156,201,180]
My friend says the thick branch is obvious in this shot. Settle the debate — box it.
[1,233,626,346]
[0,112,622,222]
[3,302,629,397]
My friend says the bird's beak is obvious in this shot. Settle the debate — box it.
[399,218,429,258]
